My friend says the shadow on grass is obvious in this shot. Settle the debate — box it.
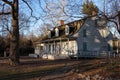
[0,67,60,80]
[0,63,76,80]
[0,58,80,80]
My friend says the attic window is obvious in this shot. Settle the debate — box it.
[65,25,69,35]
[47,30,51,38]
[55,28,59,37]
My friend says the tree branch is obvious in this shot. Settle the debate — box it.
[108,19,118,28]
[2,0,12,6]
[58,0,83,19]
[22,0,38,20]
[38,0,47,13]
[108,11,120,19]
[0,1,11,15]
[0,12,11,15]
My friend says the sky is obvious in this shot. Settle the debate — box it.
[27,0,110,37]
[0,0,120,38]
[27,0,105,36]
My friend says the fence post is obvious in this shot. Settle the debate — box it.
[4,51,6,57]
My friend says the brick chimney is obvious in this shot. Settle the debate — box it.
[92,10,97,15]
[59,20,64,25]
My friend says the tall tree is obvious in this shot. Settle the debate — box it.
[0,0,19,65]
[0,0,38,65]
[0,0,40,65]
[10,0,19,65]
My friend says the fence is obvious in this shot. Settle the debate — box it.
[35,50,120,59]
[77,51,120,58]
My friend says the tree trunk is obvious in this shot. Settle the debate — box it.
[9,0,20,65]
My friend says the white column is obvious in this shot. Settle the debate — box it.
[54,41,55,54]
[48,42,49,54]
[51,44,53,54]
[68,38,69,55]
[4,51,6,57]
[117,41,119,53]
[60,38,62,54]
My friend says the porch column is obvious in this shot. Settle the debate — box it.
[50,44,53,54]
[54,40,55,54]
[4,51,7,57]
[67,38,69,55]
[48,41,49,54]
[117,41,119,53]
[60,38,62,54]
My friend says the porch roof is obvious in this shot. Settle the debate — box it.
[41,36,77,43]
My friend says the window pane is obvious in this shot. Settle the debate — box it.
[83,29,86,37]
[83,42,87,51]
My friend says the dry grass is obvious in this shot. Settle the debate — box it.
[0,57,119,80]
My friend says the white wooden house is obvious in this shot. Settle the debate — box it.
[35,15,117,59]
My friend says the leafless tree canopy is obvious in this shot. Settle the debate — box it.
[0,0,119,35]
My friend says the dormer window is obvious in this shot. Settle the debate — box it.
[55,27,59,37]
[47,30,51,38]
[65,25,69,35]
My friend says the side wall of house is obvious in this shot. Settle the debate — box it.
[76,16,113,54]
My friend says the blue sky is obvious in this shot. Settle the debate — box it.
[17,0,120,38]
[27,0,103,35]
[0,0,119,38]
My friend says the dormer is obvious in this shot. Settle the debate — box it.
[55,27,59,37]
[47,30,51,38]
[65,25,69,35]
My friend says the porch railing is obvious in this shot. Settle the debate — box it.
[77,51,120,58]
[36,50,120,58]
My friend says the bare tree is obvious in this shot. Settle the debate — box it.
[0,0,20,65]
[38,0,84,26]
[0,13,29,36]
[0,0,36,65]
[101,0,120,33]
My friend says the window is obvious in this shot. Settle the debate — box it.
[55,28,59,37]
[65,25,69,35]
[40,46,44,50]
[83,29,87,37]
[107,44,111,51]
[83,42,87,51]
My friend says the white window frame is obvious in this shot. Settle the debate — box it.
[48,30,51,38]
[55,28,59,37]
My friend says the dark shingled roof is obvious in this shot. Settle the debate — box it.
[41,18,85,43]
